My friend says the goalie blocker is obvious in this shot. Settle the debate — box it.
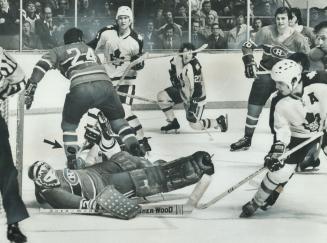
[29,151,214,219]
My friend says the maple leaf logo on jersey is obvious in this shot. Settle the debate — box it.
[303,112,321,132]
[110,49,125,67]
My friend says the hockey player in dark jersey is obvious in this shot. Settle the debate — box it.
[230,7,310,151]
[88,6,151,154]
[309,21,327,70]
[28,150,214,219]
[157,42,227,133]
[0,47,29,243]
[24,28,143,170]
[240,59,327,218]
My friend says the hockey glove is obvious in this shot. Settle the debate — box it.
[84,125,101,145]
[169,69,181,89]
[322,131,327,156]
[242,54,257,78]
[186,98,198,123]
[130,54,145,70]
[25,80,37,110]
[264,141,286,172]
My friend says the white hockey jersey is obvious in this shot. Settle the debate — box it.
[92,25,143,85]
[274,71,327,145]
[170,56,206,104]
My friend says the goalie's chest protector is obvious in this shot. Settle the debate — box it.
[277,83,327,135]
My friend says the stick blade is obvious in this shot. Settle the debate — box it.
[186,174,211,207]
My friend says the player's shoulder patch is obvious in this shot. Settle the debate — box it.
[190,59,202,75]
[130,30,144,46]
[305,71,318,80]
[63,168,79,186]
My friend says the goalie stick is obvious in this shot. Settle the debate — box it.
[197,131,325,209]
[40,174,211,216]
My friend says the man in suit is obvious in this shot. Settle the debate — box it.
[207,23,227,49]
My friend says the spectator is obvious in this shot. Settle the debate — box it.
[207,22,227,49]
[154,8,166,29]
[189,0,204,15]
[310,7,322,28]
[199,1,218,27]
[100,0,115,18]
[250,18,262,41]
[157,10,183,38]
[158,24,181,49]
[35,5,58,48]
[219,5,235,31]
[24,1,40,33]
[0,0,20,35]
[56,0,73,17]
[201,13,215,38]
[22,21,43,49]
[227,13,248,49]
[174,3,188,31]
[142,20,160,50]
[78,0,94,17]
[187,20,207,48]
[323,6,327,21]
[261,1,274,25]
[289,7,316,48]
[211,0,229,16]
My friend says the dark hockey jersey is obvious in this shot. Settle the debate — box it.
[29,42,109,89]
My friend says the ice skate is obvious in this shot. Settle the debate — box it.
[161,118,180,133]
[7,223,27,243]
[296,158,320,172]
[230,136,252,151]
[216,114,228,132]
[239,200,259,218]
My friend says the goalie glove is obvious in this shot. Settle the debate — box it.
[264,141,286,172]
[25,79,37,110]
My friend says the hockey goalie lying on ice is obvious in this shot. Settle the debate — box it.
[28,150,214,219]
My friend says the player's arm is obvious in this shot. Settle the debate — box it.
[241,40,258,78]
[169,58,181,88]
[0,50,26,100]
[40,188,97,209]
[130,34,145,71]
[264,108,291,172]
[87,26,108,50]
[25,49,58,109]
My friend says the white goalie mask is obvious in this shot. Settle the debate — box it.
[28,161,61,189]
[271,59,303,91]
[116,6,133,23]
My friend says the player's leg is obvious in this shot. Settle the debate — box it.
[0,115,28,242]
[240,137,317,217]
[116,85,151,152]
[62,84,93,169]
[231,74,275,151]
[186,102,228,132]
[157,87,182,133]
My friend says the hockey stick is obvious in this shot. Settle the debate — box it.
[40,174,211,217]
[197,131,325,209]
[116,91,159,104]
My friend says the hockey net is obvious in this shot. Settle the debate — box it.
[0,93,25,211]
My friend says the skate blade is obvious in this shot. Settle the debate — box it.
[161,129,180,134]
[230,146,250,152]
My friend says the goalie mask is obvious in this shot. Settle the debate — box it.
[271,59,302,93]
[28,161,61,189]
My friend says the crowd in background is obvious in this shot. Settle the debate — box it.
[0,0,327,50]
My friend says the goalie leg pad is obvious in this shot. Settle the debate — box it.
[110,151,152,171]
[129,167,166,196]
[160,151,214,192]
[95,185,141,220]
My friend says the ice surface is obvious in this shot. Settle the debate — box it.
[1,109,326,243]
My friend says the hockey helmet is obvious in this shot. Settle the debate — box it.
[116,6,133,23]
[28,161,61,189]
[271,59,302,91]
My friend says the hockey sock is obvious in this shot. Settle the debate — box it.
[162,107,176,122]
[126,114,145,140]
[200,119,217,129]
[244,104,263,137]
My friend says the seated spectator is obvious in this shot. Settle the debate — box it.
[35,1,43,17]
[142,20,160,50]
[201,13,215,38]
[24,1,40,33]
[79,0,94,17]
[250,18,262,41]
[189,0,204,15]
[199,1,218,27]
[35,5,58,48]
[154,8,166,29]
[174,3,188,31]
[290,7,316,48]
[157,10,183,38]
[56,0,73,17]
[158,24,181,49]
[310,7,323,28]
[260,1,274,26]
[0,0,20,35]
[100,0,115,18]
[227,13,248,49]
[22,21,43,50]
[211,0,229,16]
[207,23,227,49]
[219,5,235,31]
[186,20,207,48]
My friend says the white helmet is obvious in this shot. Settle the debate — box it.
[116,6,133,23]
[271,59,302,91]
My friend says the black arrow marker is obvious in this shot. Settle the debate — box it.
[43,139,62,149]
